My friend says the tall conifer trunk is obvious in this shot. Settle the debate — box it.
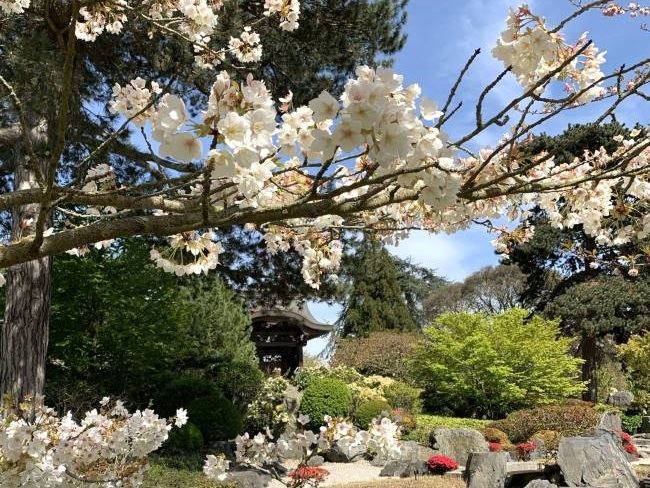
[1,130,51,403]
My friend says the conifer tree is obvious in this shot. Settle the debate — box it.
[340,237,417,336]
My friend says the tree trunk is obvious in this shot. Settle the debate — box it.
[581,333,598,403]
[1,135,51,403]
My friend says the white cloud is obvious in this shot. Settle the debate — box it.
[387,228,499,282]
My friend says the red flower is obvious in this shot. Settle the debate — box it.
[618,431,633,444]
[624,443,639,457]
[515,441,537,460]
[427,454,458,474]
[288,465,329,483]
[488,441,503,452]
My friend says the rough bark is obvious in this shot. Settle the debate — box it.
[1,132,51,403]
[581,333,598,403]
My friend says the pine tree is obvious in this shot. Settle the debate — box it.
[341,238,417,337]
[0,0,410,400]
[508,122,650,402]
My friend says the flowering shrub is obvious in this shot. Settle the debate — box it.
[426,454,458,474]
[624,443,639,457]
[0,398,185,486]
[617,430,640,458]
[489,441,503,452]
[515,441,538,461]
[245,376,292,437]
[288,465,329,488]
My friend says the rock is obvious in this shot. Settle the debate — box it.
[607,390,635,408]
[524,481,558,488]
[429,428,489,466]
[557,434,639,488]
[599,411,623,432]
[398,440,436,462]
[465,452,508,488]
[211,440,236,461]
[322,440,366,463]
[227,470,272,488]
[379,460,426,478]
[306,455,324,466]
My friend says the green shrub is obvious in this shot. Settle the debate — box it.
[622,414,643,434]
[213,360,264,411]
[153,373,220,418]
[188,394,243,442]
[409,309,586,418]
[383,381,422,413]
[490,403,600,443]
[164,422,204,453]
[299,378,353,429]
[403,414,490,444]
[353,398,392,429]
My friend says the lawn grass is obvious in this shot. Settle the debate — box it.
[142,455,235,488]
[404,414,491,444]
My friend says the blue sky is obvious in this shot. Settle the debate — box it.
[305,0,650,355]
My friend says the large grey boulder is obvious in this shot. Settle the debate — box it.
[557,434,639,487]
[227,470,272,488]
[607,390,635,408]
[322,438,366,463]
[429,428,489,466]
[465,452,508,488]
[524,481,558,488]
[598,411,622,432]
[379,460,427,477]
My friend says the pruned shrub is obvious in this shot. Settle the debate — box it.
[332,331,420,380]
[353,398,391,429]
[153,373,220,418]
[188,394,242,442]
[383,381,422,413]
[299,378,353,429]
[391,408,417,433]
[490,403,600,443]
[480,427,510,445]
[427,455,458,474]
[164,422,204,453]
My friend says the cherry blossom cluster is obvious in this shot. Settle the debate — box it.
[104,53,649,283]
[150,231,224,276]
[602,2,649,18]
[75,0,128,42]
[264,0,301,31]
[0,0,28,15]
[492,5,606,101]
[0,398,187,487]
[109,78,162,125]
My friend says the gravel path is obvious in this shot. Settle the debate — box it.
[267,460,385,487]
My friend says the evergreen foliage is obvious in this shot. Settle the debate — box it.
[507,122,650,401]
[340,238,418,336]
